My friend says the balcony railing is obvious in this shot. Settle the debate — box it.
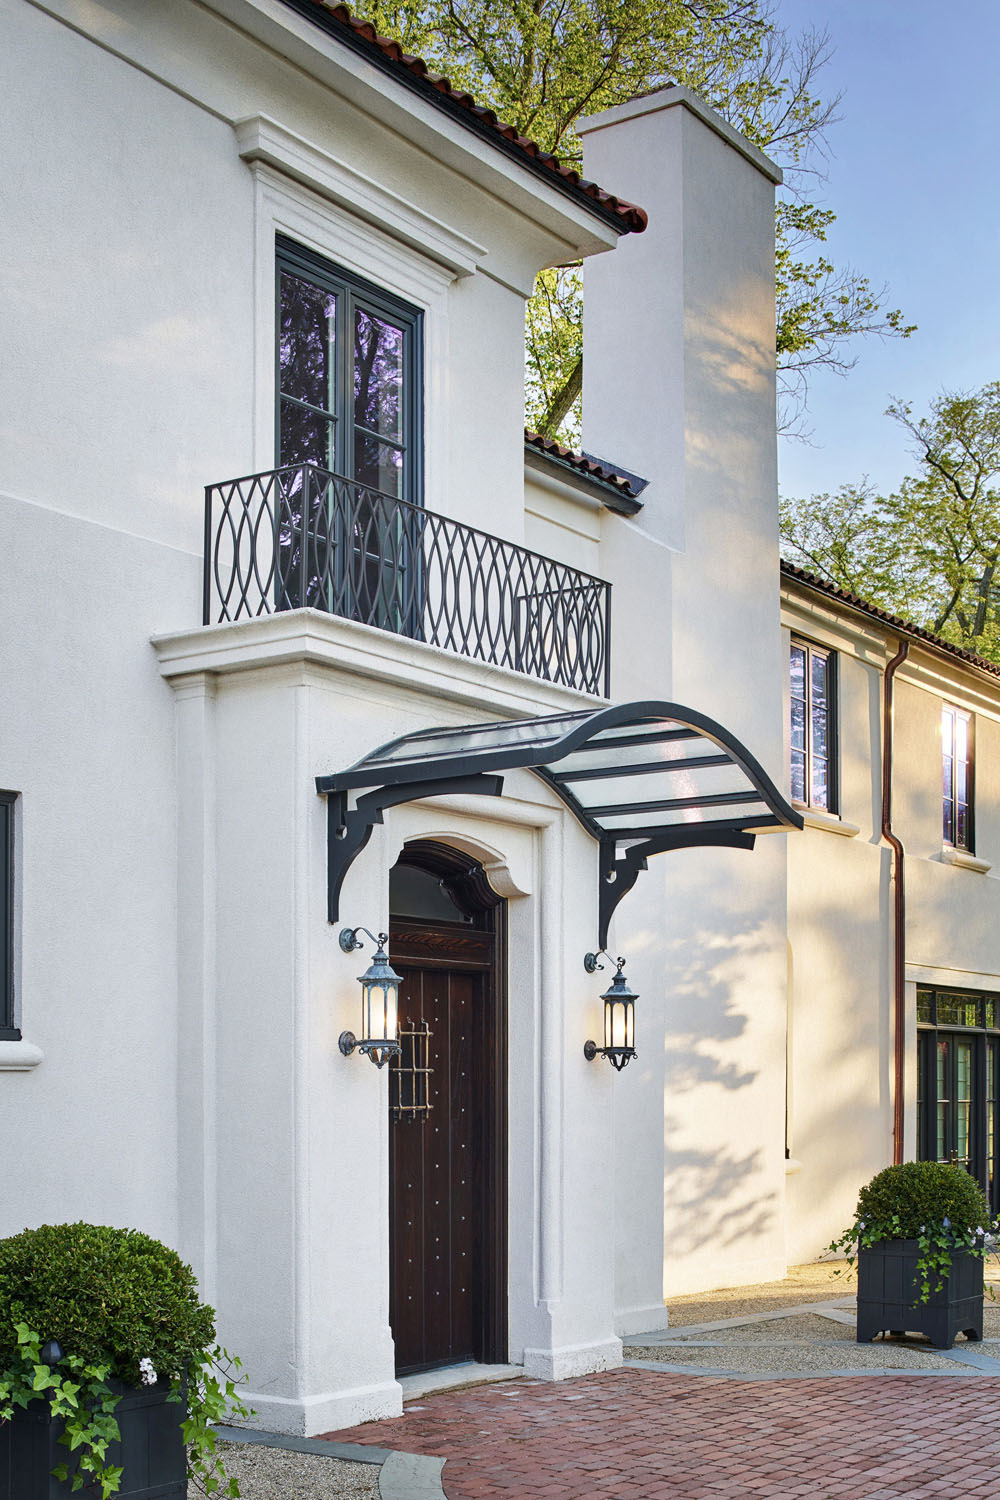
[204,464,611,696]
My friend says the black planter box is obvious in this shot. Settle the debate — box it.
[0,1379,186,1499]
[857,1238,983,1348]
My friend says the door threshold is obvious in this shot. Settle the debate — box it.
[398,1363,526,1401]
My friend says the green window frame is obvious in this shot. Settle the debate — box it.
[789,638,837,812]
[942,704,973,851]
[917,986,999,1214]
[276,237,423,503]
[0,792,17,1041]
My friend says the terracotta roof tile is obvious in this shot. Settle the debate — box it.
[524,430,646,505]
[280,0,647,234]
[780,559,1000,680]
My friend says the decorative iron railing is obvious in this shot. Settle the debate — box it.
[204,464,611,696]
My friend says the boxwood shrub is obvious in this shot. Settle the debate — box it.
[856,1161,990,1241]
[0,1222,215,1385]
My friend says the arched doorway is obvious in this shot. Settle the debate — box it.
[388,840,507,1374]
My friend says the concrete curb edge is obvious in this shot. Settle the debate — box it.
[212,1424,448,1498]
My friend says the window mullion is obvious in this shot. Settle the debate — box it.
[804,644,814,808]
[974,1033,988,1192]
[342,287,356,483]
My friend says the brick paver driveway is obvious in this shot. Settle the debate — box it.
[322,1367,1000,1498]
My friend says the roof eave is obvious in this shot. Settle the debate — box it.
[524,444,644,516]
[276,0,647,237]
[780,562,1000,686]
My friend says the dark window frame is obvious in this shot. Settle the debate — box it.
[917,985,999,1214]
[0,792,17,1041]
[789,636,838,813]
[942,703,974,852]
[275,236,424,504]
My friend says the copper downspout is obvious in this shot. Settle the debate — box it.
[882,638,910,1164]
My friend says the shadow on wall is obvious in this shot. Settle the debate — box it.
[785,847,893,1257]
[656,913,778,1258]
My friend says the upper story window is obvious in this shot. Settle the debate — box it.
[942,704,973,850]
[1,792,17,1041]
[276,237,422,502]
[790,638,836,812]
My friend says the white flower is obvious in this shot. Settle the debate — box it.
[138,1357,157,1387]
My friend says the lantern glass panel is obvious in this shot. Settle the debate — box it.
[364,977,399,1044]
[604,996,634,1052]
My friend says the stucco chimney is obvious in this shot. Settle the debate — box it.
[579,91,791,1311]
[579,86,783,730]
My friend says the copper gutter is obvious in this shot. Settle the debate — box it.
[882,639,909,1163]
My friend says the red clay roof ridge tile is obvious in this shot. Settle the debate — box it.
[524,431,647,503]
[283,1,647,234]
[781,559,1000,680]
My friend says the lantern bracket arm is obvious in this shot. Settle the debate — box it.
[320,773,505,923]
[598,828,756,949]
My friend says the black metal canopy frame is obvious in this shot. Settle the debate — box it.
[315,701,803,949]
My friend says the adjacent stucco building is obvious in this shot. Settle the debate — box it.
[781,563,1000,1263]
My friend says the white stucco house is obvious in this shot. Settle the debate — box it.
[6,0,999,1442]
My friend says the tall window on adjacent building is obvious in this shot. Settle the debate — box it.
[790,638,836,811]
[918,987,999,1213]
[276,237,422,501]
[942,704,973,850]
[0,792,16,1041]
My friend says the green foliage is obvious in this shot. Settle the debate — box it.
[0,1323,122,1498]
[856,1161,990,1240]
[0,1224,251,1498]
[0,1222,214,1384]
[178,1349,252,1499]
[829,1162,993,1304]
[350,0,912,439]
[781,382,1000,664]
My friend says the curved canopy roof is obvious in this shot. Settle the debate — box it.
[319,700,800,841]
[316,702,802,945]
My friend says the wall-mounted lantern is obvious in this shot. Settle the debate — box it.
[338,927,402,1068]
[583,950,637,1072]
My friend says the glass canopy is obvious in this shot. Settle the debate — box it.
[316,701,803,944]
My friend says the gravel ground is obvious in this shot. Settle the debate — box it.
[625,1338,964,1372]
[211,1441,380,1499]
[668,1312,856,1342]
[622,1260,1000,1374]
[661,1260,857,1326]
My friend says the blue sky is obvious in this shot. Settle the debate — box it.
[772,0,1000,500]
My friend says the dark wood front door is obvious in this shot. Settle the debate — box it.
[388,852,506,1375]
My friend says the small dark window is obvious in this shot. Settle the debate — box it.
[0,793,17,1040]
[942,704,973,851]
[389,863,473,925]
[790,639,837,812]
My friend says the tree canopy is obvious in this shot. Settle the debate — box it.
[353,0,913,440]
[780,383,1000,664]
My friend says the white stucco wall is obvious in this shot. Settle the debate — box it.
[0,0,627,1431]
[580,89,790,1305]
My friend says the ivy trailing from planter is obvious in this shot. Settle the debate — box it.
[0,1222,252,1497]
[829,1160,996,1303]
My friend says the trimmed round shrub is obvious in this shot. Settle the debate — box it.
[0,1223,215,1385]
[856,1161,990,1241]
